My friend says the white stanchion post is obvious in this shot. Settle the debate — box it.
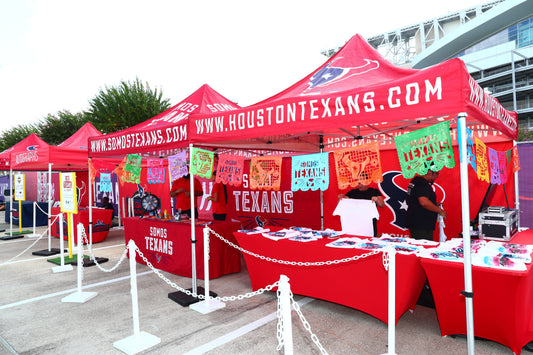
[52,213,72,273]
[279,275,294,355]
[9,168,12,237]
[61,223,97,303]
[384,245,397,355]
[32,201,36,237]
[190,227,226,314]
[114,240,160,354]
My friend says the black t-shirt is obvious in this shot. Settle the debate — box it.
[405,176,438,231]
[345,187,382,200]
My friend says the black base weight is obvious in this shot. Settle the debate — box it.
[0,235,24,240]
[82,257,109,267]
[32,248,63,256]
[168,287,217,307]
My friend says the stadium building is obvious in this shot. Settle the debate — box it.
[323,0,533,132]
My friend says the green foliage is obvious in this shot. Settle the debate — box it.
[0,124,38,153]
[37,110,88,146]
[85,78,171,134]
[517,127,533,142]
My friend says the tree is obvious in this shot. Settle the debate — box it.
[0,124,38,153]
[37,110,88,146]
[85,78,171,134]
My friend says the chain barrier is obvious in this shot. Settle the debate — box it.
[206,226,383,267]
[0,214,61,266]
[132,241,280,302]
[289,290,329,355]
[34,202,59,217]
[80,227,129,273]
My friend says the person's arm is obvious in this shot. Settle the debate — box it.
[418,196,447,219]
[170,187,185,198]
[194,179,204,197]
[372,195,385,208]
[207,192,219,202]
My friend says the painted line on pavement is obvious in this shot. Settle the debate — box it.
[0,270,154,310]
[184,297,315,355]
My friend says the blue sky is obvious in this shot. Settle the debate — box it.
[0,0,488,133]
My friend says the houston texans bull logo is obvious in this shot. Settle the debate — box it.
[304,57,379,94]
[380,170,446,231]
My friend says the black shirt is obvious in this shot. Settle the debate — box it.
[405,176,438,231]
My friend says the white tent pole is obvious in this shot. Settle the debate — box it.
[88,159,93,244]
[189,144,197,294]
[458,113,475,354]
[116,173,121,227]
[48,163,52,249]
[9,167,12,236]
[513,140,520,229]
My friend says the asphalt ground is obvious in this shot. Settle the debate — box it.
[0,213,522,355]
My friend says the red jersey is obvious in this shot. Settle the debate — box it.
[210,182,227,214]
[171,177,203,210]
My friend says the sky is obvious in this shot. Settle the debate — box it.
[0,0,490,134]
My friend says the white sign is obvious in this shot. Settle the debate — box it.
[14,173,25,201]
[60,172,78,213]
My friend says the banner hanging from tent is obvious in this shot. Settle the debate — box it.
[250,156,282,191]
[291,152,329,192]
[190,147,214,179]
[394,121,455,178]
[217,154,244,187]
[333,142,382,189]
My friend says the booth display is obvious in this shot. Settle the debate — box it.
[124,217,241,279]
[233,229,427,324]
[5,201,48,227]
[50,207,113,244]
[420,230,533,354]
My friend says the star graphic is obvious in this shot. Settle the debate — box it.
[399,200,408,211]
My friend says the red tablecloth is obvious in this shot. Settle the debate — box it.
[234,231,427,324]
[51,207,113,244]
[420,229,533,354]
[124,217,241,279]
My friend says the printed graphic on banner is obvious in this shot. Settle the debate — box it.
[475,138,490,183]
[114,156,128,186]
[190,148,214,179]
[168,151,188,182]
[147,159,165,184]
[394,121,455,179]
[124,154,142,183]
[14,173,25,201]
[250,156,283,191]
[37,172,48,202]
[333,142,382,189]
[60,172,77,213]
[511,146,520,173]
[498,150,508,184]
[291,152,329,191]
[466,127,477,171]
[488,147,501,185]
[100,173,112,192]
[217,154,244,186]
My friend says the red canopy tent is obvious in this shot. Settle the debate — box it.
[88,84,240,159]
[190,34,516,151]
[188,34,519,352]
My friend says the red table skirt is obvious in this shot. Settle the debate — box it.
[421,229,533,354]
[124,217,241,279]
[234,231,426,324]
[51,207,113,244]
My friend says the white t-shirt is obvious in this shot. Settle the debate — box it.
[333,199,379,237]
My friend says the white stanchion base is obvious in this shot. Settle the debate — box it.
[52,264,73,273]
[61,291,97,303]
[113,331,161,355]
[189,299,226,314]
[25,233,39,238]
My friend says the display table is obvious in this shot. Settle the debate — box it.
[5,201,48,227]
[124,217,241,279]
[233,230,427,324]
[51,207,113,244]
[420,229,533,354]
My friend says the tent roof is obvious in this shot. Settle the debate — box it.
[59,122,102,150]
[88,84,240,158]
[190,34,518,153]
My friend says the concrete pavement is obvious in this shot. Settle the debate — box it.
[0,218,521,354]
